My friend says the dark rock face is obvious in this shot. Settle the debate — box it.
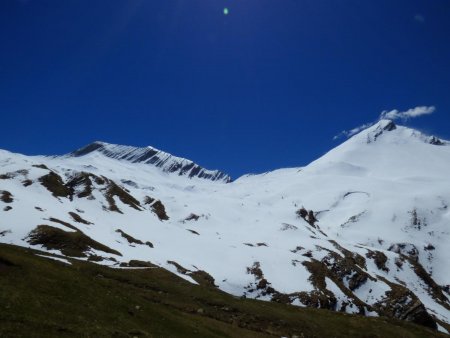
[39,172,72,198]
[66,172,105,199]
[429,136,445,146]
[296,207,317,227]
[103,180,142,213]
[242,242,440,330]
[167,260,217,288]
[388,243,419,262]
[143,196,169,221]
[366,250,389,272]
[69,142,231,183]
[370,120,397,142]
[0,191,13,203]
[27,225,121,258]
[373,279,437,329]
[70,142,104,157]
[383,120,397,132]
[116,229,153,248]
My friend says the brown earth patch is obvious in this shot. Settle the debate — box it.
[27,225,121,258]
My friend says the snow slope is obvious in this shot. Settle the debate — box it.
[0,120,449,332]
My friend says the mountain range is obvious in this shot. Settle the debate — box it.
[1,120,449,334]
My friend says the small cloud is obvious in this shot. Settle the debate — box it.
[380,106,435,121]
[334,105,436,140]
[414,14,425,23]
[334,123,374,140]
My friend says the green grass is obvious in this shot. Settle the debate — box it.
[0,243,447,338]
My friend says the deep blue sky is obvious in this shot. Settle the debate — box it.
[1,0,450,178]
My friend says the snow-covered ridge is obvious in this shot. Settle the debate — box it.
[306,120,450,180]
[354,119,448,146]
[66,141,231,183]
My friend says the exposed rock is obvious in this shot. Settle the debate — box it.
[245,262,276,296]
[68,212,93,225]
[32,164,50,170]
[424,244,435,251]
[406,257,450,307]
[116,229,153,248]
[340,211,366,228]
[120,260,157,268]
[22,179,33,187]
[167,261,217,287]
[374,277,437,329]
[0,169,28,180]
[66,172,104,199]
[408,208,426,230]
[290,246,304,254]
[369,120,397,143]
[38,172,72,198]
[429,136,444,146]
[27,225,121,258]
[366,250,389,272]
[183,213,200,222]
[388,243,419,262]
[104,179,142,213]
[0,230,12,237]
[143,196,169,221]
[296,207,317,227]
[48,217,79,231]
[121,179,139,188]
[0,191,13,203]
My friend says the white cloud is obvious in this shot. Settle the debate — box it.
[334,105,436,140]
[333,123,374,140]
[380,106,435,121]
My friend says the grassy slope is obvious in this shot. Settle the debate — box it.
[0,244,446,338]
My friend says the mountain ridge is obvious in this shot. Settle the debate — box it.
[1,120,449,333]
[66,141,232,183]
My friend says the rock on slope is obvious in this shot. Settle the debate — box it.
[0,120,449,333]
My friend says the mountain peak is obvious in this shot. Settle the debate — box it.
[374,119,397,130]
[69,141,232,183]
[365,119,397,143]
[348,119,447,146]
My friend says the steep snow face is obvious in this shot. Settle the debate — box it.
[307,120,450,179]
[67,141,231,183]
[1,120,449,332]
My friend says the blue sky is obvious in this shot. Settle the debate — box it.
[1,0,449,178]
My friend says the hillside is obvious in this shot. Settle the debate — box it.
[0,243,446,338]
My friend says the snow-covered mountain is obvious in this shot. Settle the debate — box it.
[66,141,231,182]
[1,120,449,333]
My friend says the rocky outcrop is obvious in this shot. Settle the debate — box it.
[27,225,121,259]
[373,277,437,329]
